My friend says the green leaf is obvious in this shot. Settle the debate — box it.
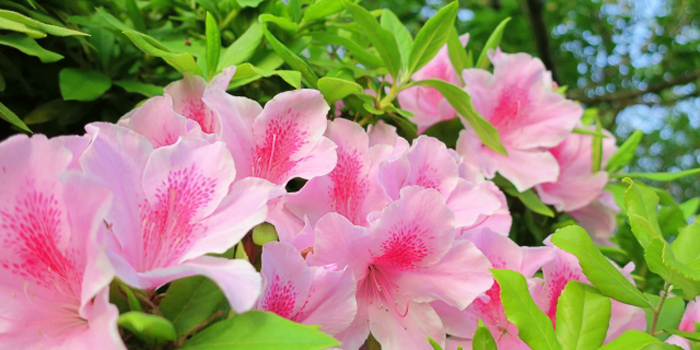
[385,111,419,141]
[555,281,611,350]
[492,269,560,350]
[317,76,363,102]
[118,311,177,345]
[252,222,279,246]
[237,0,264,8]
[123,30,202,75]
[493,175,554,217]
[415,78,506,155]
[606,129,643,173]
[219,22,263,69]
[447,27,470,75]
[182,310,339,349]
[0,33,63,62]
[160,276,225,335]
[550,225,654,308]
[0,9,86,37]
[59,68,111,102]
[261,25,318,88]
[599,331,664,349]
[422,117,464,149]
[614,168,700,181]
[113,80,164,97]
[644,295,684,340]
[230,62,301,89]
[664,329,700,342]
[679,198,700,220]
[472,319,497,350]
[311,33,384,68]
[645,238,700,300]
[0,101,31,133]
[572,127,610,138]
[380,9,412,70]
[302,0,345,22]
[623,178,663,248]
[342,0,402,79]
[124,0,146,32]
[407,1,458,75]
[260,14,298,32]
[205,12,221,79]
[427,337,442,350]
[671,222,700,265]
[476,17,511,69]
[591,118,603,172]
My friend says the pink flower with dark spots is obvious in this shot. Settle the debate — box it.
[312,186,493,350]
[80,122,282,313]
[0,134,123,350]
[457,49,582,191]
[257,242,356,337]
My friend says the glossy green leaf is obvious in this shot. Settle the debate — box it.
[472,319,497,350]
[599,331,664,349]
[342,0,402,79]
[447,27,470,75]
[476,17,511,69]
[492,269,561,350]
[380,9,412,70]
[59,68,111,101]
[160,276,225,335]
[407,1,458,75]
[118,311,177,345]
[416,78,506,154]
[311,33,384,68]
[219,22,263,69]
[0,33,63,62]
[318,76,363,102]
[645,238,700,300]
[555,281,611,350]
[113,80,164,97]
[205,12,221,79]
[606,129,644,173]
[623,178,663,248]
[615,168,700,181]
[182,311,339,349]
[260,14,298,32]
[261,25,318,88]
[302,0,345,22]
[0,9,86,37]
[550,225,654,308]
[123,30,202,75]
[0,101,31,133]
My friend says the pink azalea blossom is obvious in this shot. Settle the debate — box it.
[666,298,700,349]
[80,122,282,312]
[568,190,621,245]
[457,50,582,191]
[456,162,512,237]
[398,34,469,133]
[534,235,646,342]
[433,231,553,350]
[257,242,357,337]
[536,128,618,212]
[0,135,123,350]
[312,186,493,350]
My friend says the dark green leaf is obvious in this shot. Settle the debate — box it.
[422,117,464,149]
[318,76,363,102]
[118,311,177,345]
[472,319,497,350]
[555,281,611,350]
[0,33,63,62]
[606,129,644,173]
[160,276,226,335]
[113,80,164,97]
[0,101,31,133]
[124,0,146,32]
[123,30,202,75]
[205,12,221,79]
[59,68,111,101]
[182,311,339,349]
[550,225,654,308]
[476,17,511,69]
[311,33,384,68]
[219,22,263,69]
[261,25,318,88]
[407,2,458,75]
[416,78,506,154]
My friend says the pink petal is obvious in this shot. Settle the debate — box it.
[165,73,219,134]
[488,147,560,192]
[369,301,445,350]
[313,213,372,280]
[302,266,358,336]
[334,297,370,350]
[49,134,90,170]
[125,95,189,148]
[209,65,236,91]
[258,242,313,321]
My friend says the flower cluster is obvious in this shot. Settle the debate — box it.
[0,47,689,350]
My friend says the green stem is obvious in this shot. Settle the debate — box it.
[219,9,239,30]
[650,281,671,335]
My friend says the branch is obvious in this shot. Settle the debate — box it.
[520,0,559,83]
[569,70,700,104]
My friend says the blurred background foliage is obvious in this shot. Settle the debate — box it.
[0,0,698,203]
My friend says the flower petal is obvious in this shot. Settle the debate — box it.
[258,242,313,320]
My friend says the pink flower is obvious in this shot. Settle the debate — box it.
[568,191,620,245]
[119,67,236,147]
[257,242,357,337]
[433,231,553,350]
[80,122,282,313]
[456,162,512,237]
[666,298,700,349]
[534,236,646,342]
[0,135,123,350]
[457,50,582,191]
[312,186,493,350]
[203,88,337,186]
[536,128,618,212]
[398,34,469,133]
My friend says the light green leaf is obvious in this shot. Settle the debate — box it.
[123,30,202,75]
[237,0,264,8]
[599,331,664,349]
[317,76,363,102]
[0,101,31,133]
[252,223,279,246]
[644,295,684,339]
[591,118,603,172]
[302,0,345,22]
[679,198,700,221]
[416,78,506,154]
[113,80,164,97]
[472,319,497,350]
[427,337,442,350]
[492,269,560,350]
[342,0,402,79]
[664,329,700,342]
[95,7,134,32]
[623,178,663,248]
[550,225,654,308]
[614,168,700,181]
[219,22,263,69]
[407,1,458,75]
[476,17,511,69]
[118,311,177,345]
[447,27,470,75]
[205,12,221,79]
[555,281,611,350]
[261,25,317,88]
[606,129,643,173]
[260,14,298,32]
[59,68,111,101]
[0,33,63,62]
[0,9,86,37]
[160,276,225,335]
[572,126,610,138]
[181,311,339,350]
[645,238,700,300]
[311,32,384,68]
[380,9,412,70]
[230,62,301,89]
[671,222,700,265]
